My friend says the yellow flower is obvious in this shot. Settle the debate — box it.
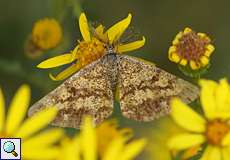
[32,18,62,50]
[37,13,145,81]
[96,119,132,157]
[57,117,146,160]
[168,78,230,160]
[168,27,215,70]
[0,85,63,159]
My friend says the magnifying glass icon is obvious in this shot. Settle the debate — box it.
[3,141,18,157]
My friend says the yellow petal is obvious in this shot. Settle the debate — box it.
[175,32,183,40]
[199,79,218,119]
[0,88,5,132]
[208,147,222,160]
[184,27,192,34]
[22,128,63,147]
[168,46,177,54]
[200,146,221,160]
[49,62,82,81]
[212,111,230,119]
[81,117,97,160]
[197,32,207,38]
[117,36,145,53]
[200,146,212,160]
[172,38,179,45]
[120,139,146,160]
[71,45,80,59]
[222,131,230,146]
[59,138,80,160]
[79,13,91,42]
[172,32,183,45]
[167,133,205,150]
[95,25,108,42]
[169,52,180,63]
[190,60,200,70]
[5,85,30,135]
[107,14,132,44]
[204,49,213,57]
[180,59,188,66]
[206,44,215,53]
[103,137,124,160]
[215,79,230,111]
[170,98,206,132]
[222,148,230,160]
[22,146,59,160]
[95,24,105,35]
[72,136,81,160]
[15,107,58,139]
[198,33,211,44]
[200,56,209,66]
[37,53,75,69]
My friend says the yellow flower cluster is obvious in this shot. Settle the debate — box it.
[168,78,230,160]
[0,85,146,160]
[0,85,62,159]
[58,118,146,160]
[168,27,215,70]
[37,13,145,81]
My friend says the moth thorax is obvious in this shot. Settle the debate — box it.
[101,54,118,92]
[106,45,116,55]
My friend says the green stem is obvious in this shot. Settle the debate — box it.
[50,0,68,22]
[73,1,82,18]
[69,0,82,18]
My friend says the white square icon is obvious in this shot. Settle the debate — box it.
[0,138,21,160]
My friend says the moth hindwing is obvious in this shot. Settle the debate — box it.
[29,54,199,128]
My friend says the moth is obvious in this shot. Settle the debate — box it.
[28,45,199,129]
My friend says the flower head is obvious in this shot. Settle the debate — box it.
[32,18,62,50]
[57,117,146,160]
[37,13,145,81]
[0,85,63,159]
[168,78,230,160]
[168,27,215,76]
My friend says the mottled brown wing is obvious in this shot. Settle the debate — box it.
[28,57,115,129]
[117,55,199,121]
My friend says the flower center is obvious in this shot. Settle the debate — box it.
[77,38,106,67]
[176,31,210,61]
[41,29,52,42]
[206,119,230,145]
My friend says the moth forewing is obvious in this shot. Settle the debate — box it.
[28,56,115,129]
[117,55,199,122]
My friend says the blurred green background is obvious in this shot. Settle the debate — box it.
[0,0,230,159]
